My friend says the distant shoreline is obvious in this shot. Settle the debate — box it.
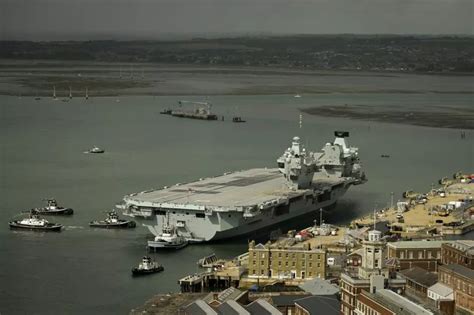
[0,61,473,97]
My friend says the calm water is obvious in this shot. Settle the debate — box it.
[0,93,472,314]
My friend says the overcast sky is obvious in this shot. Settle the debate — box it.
[1,0,473,40]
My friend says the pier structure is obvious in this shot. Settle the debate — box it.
[179,263,245,293]
[352,178,473,238]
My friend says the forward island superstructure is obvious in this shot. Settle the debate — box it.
[121,131,366,242]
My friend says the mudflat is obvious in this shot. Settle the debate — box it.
[301,104,474,130]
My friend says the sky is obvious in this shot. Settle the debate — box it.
[1,0,473,40]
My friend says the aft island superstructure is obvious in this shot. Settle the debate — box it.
[122,131,366,242]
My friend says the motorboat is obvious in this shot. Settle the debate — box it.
[232,116,246,123]
[33,198,74,215]
[89,210,136,229]
[131,256,164,276]
[87,146,105,154]
[9,211,62,232]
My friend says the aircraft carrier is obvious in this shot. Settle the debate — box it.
[121,131,366,242]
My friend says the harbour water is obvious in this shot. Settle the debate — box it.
[0,92,472,314]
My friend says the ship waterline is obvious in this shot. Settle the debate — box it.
[122,132,365,242]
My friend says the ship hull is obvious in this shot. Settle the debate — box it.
[89,221,136,229]
[131,266,164,276]
[34,207,74,215]
[143,181,350,242]
[9,222,62,232]
[147,240,188,250]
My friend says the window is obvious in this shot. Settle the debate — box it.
[317,255,321,260]
[409,251,414,259]
[278,253,282,258]
[428,251,432,259]
[317,263,320,267]
[195,213,205,218]
[418,251,423,259]
[400,252,405,259]
[261,261,264,265]
[278,261,281,266]
[261,253,265,258]
[285,261,288,266]
[292,262,295,266]
[309,262,312,267]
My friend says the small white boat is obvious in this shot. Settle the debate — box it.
[294,93,302,98]
[85,146,105,154]
[9,211,62,232]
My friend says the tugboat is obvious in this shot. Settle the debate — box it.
[9,210,63,232]
[33,198,74,215]
[232,116,246,123]
[89,210,136,229]
[160,108,172,115]
[148,214,188,250]
[131,256,164,276]
[86,146,105,154]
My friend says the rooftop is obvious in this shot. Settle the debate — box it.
[185,299,218,315]
[428,282,454,298]
[298,278,340,296]
[245,299,282,315]
[270,294,311,307]
[446,240,474,255]
[386,240,448,249]
[399,267,438,287]
[126,168,342,209]
[363,289,433,315]
[216,300,250,315]
[439,264,474,280]
[294,295,340,315]
[203,287,245,304]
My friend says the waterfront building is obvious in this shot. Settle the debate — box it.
[247,240,326,280]
[386,240,447,271]
[399,266,438,298]
[437,264,474,314]
[340,230,406,315]
[441,240,474,269]
[355,289,434,315]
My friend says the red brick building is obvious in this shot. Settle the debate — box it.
[355,289,433,315]
[441,240,474,270]
[438,264,474,314]
[386,240,447,272]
